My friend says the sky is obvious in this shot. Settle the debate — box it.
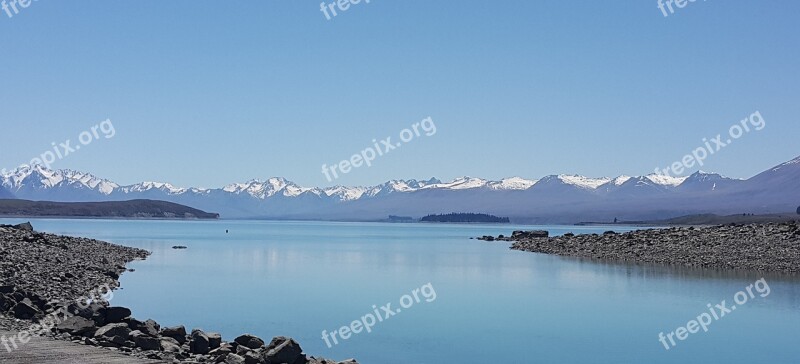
[0,0,798,188]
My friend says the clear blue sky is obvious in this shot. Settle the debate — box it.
[1,0,798,188]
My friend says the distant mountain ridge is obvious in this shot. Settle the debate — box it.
[1,156,798,222]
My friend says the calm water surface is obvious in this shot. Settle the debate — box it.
[4,218,799,364]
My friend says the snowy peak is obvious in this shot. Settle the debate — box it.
[674,171,744,192]
[557,175,612,190]
[61,170,120,195]
[324,186,368,201]
[644,174,689,187]
[610,176,632,186]
[1,165,119,195]
[620,176,666,188]
[120,181,187,195]
[221,177,311,199]
[487,177,538,190]
[422,177,488,190]
[365,179,425,197]
[682,171,736,183]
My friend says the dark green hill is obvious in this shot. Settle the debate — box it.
[0,199,219,219]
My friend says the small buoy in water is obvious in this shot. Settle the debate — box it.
[226,229,229,233]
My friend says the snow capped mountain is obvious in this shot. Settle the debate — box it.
[422,177,488,190]
[65,170,120,195]
[361,178,442,197]
[676,171,743,192]
[220,178,314,199]
[324,186,369,201]
[487,177,538,190]
[120,181,187,195]
[644,174,688,187]
[2,155,797,220]
[608,176,673,196]
[1,165,119,198]
[557,175,612,190]
[610,176,632,186]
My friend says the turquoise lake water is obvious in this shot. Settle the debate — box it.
[4,218,799,364]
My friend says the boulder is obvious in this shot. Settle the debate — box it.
[235,334,265,349]
[160,337,182,353]
[68,302,104,320]
[0,294,14,312]
[243,350,262,364]
[209,343,233,357]
[161,325,187,345]
[128,318,160,337]
[131,330,161,351]
[236,344,253,356]
[56,316,97,336]
[262,337,304,364]
[207,332,222,350]
[225,354,246,364]
[11,298,40,319]
[142,319,161,336]
[100,306,131,323]
[94,323,131,346]
[190,329,211,354]
[14,222,33,231]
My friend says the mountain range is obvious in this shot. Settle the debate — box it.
[1,156,799,223]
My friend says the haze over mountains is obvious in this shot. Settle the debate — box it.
[1,156,798,223]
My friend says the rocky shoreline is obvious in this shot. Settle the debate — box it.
[484,222,800,274]
[0,223,357,364]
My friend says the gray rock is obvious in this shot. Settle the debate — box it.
[209,343,233,357]
[262,336,304,364]
[161,325,187,345]
[0,293,15,312]
[100,306,132,323]
[94,322,131,342]
[160,337,182,353]
[11,298,40,319]
[128,318,160,337]
[131,330,161,351]
[207,332,222,350]
[190,328,211,354]
[56,316,97,335]
[243,350,261,364]
[225,354,246,364]
[234,334,265,349]
[14,222,34,231]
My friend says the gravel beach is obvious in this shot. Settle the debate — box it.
[495,222,800,274]
[0,223,357,364]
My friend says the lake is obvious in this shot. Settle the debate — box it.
[4,218,799,364]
